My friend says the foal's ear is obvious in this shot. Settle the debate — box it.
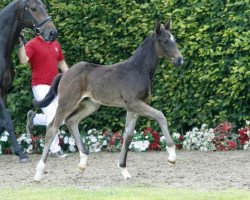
[164,19,172,30]
[154,21,161,34]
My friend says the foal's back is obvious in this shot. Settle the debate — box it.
[59,61,151,107]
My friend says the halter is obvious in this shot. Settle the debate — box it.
[22,0,51,35]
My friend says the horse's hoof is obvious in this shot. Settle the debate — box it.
[168,159,176,165]
[78,166,86,173]
[78,162,87,173]
[120,167,132,180]
[19,158,31,163]
[33,175,43,182]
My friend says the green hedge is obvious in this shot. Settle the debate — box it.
[1,0,249,134]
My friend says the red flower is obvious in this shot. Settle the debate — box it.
[237,127,250,145]
[228,141,237,149]
[103,131,108,136]
[143,127,152,136]
[179,135,184,141]
[5,147,12,155]
[144,128,161,151]
[218,122,233,133]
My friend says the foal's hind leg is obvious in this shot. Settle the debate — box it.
[118,111,138,179]
[65,100,100,173]
[127,100,176,164]
[34,92,85,181]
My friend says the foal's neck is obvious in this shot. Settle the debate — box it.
[0,1,22,56]
[128,33,159,79]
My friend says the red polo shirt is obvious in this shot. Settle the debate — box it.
[25,36,64,86]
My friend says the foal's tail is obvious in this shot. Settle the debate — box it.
[32,73,63,108]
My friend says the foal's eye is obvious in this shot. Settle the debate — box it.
[31,6,37,11]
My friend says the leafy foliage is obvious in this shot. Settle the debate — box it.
[0,0,249,134]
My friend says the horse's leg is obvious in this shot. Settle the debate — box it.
[127,100,176,164]
[34,89,86,181]
[0,98,29,163]
[65,100,100,173]
[118,111,138,179]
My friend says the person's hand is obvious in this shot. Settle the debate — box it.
[19,30,26,47]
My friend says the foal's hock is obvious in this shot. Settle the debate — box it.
[34,19,184,181]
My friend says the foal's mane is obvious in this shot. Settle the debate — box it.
[127,33,155,63]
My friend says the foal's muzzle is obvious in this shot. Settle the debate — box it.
[173,57,184,67]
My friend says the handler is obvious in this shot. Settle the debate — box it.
[18,31,68,157]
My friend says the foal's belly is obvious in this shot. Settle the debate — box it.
[88,92,125,108]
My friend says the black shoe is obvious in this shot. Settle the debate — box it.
[26,110,36,135]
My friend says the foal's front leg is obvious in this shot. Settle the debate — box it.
[128,101,177,164]
[118,111,138,179]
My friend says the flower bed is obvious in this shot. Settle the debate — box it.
[0,122,249,155]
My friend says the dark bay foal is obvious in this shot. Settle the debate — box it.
[33,19,183,181]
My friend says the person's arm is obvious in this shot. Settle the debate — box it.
[58,60,69,72]
[18,38,29,64]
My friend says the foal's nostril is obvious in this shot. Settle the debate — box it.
[173,57,184,67]
[178,57,184,65]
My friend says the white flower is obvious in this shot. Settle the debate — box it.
[69,145,76,152]
[40,142,44,148]
[129,140,149,152]
[89,135,97,143]
[201,124,207,130]
[243,141,250,150]
[183,125,215,151]
[63,136,69,144]
[26,138,32,144]
[0,135,8,142]
[98,135,103,139]
[102,140,108,146]
[247,130,250,138]
[26,145,33,154]
[160,136,165,142]
[87,129,95,135]
[172,132,180,139]
[60,130,66,135]
[246,121,250,126]
[68,137,75,146]
[192,127,199,132]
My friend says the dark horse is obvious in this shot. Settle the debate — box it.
[0,0,57,162]
[33,19,184,181]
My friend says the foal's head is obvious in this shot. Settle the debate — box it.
[154,19,184,67]
[19,0,58,42]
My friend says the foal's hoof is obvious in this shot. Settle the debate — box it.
[19,158,31,163]
[168,159,176,165]
[78,167,86,174]
[120,167,132,180]
[78,164,87,174]
[33,175,43,182]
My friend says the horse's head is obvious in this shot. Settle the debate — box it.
[19,0,58,42]
[154,19,184,67]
